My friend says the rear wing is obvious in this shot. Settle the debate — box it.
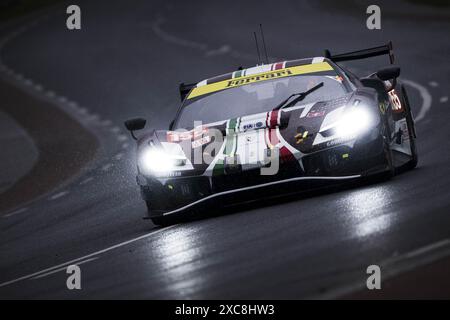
[324,41,394,64]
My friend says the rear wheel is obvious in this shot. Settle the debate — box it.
[380,103,395,178]
[400,85,418,170]
[383,136,395,178]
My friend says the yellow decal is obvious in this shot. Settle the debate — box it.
[295,131,309,144]
[379,102,386,114]
[187,62,334,99]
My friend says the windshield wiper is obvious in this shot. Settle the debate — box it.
[272,82,324,111]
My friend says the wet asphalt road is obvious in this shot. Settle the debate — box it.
[0,0,449,299]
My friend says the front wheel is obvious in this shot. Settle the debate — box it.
[146,201,177,226]
[150,215,173,227]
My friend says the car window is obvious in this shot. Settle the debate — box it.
[175,74,348,129]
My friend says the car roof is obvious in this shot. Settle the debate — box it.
[186,57,338,100]
[196,57,331,87]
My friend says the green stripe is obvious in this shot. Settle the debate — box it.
[225,118,237,156]
[212,160,224,176]
[212,118,239,175]
[233,70,243,78]
[232,117,240,156]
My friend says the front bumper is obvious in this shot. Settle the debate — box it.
[139,132,386,217]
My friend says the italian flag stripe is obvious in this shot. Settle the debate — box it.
[233,70,243,78]
[274,62,284,70]
[213,118,239,175]
[225,118,237,156]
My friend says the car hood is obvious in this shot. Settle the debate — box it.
[138,93,361,178]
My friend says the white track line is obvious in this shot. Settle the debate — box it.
[152,13,280,62]
[205,44,231,57]
[31,257,99,280]
[114,152,124,160]
[101,163,113,171]
[403,79,432,122]
[152,16,207,50]
[101,119,112,126]
[45,90,55,98]
[3,207,29,218]
[319,238,450,299]
[398,239,450,260]
[0,225,176,288]
[117,134,128,142]
[79,176,94,185]
[48,191,69,201]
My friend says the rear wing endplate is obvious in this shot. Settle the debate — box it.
[325,41,394,64]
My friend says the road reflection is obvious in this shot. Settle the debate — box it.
[152,226,205,297]
[339,187,394,238]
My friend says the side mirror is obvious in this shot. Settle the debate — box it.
[376,66,400,81]
[376,66,400,91]
[124,118,146,140]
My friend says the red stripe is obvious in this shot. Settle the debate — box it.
[268,128,279,146]
[274,62,284,70]
[270,110,278,127]
[280,146,295,162]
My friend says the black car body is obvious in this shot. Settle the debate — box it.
[125,43,417,225]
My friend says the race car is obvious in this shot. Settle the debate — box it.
[125,42,417,226]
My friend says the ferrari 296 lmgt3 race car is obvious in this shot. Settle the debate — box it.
[125,42,417,225]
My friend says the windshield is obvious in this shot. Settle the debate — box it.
[175,74,348,129]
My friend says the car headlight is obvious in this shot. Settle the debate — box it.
[139,148,185,174]
[334,107,374,138]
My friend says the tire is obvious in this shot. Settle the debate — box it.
[146,201,176,226]
[380,104,395,178]
[383,136,395,178]
[150,215,173,227]
[400,85,418,170]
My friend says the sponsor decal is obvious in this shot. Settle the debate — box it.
[243,121,264,131]
[155,171,182,178]
[225,69,293,88]
[167,131,191,142]
[192,135,211,148]
[326,137,351,147]
[167,126,209,142]
[187,62,334,99]
[306,110,325,118]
